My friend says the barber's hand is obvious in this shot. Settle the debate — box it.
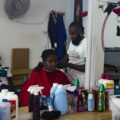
[68,63,73,68]
[63,54,69,63]
[57,54,69,68]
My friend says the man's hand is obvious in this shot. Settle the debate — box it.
[57,54,69,69]
[62,54,69,63]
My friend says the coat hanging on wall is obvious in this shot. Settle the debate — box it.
[48,10,67,61]
[4,0,30,19]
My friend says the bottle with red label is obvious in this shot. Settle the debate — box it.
[6,92,18,120]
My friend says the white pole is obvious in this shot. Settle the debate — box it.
[85,0,97,89]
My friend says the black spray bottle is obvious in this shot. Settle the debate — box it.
[31,86,44,120]
[33,92,40,120]
[28,85,39,112]
[29,92,34,112]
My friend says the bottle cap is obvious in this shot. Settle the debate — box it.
[88,93,93,99]
[7,92,14,96]
[1,89,8,93]
[53,83,58,87]
[99,84,105,92]
[106,74,111,80]
[28,85,39,92]
[30,90,34,94]
[116,85,119,89]
[58,84,63,88]
[34,92,39,96]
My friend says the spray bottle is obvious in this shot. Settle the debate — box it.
[98,84,105,112]
[28,85,39,112]
[30,86,44,120]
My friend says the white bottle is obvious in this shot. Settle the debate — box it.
[87,93,95,112]
[0,99,11,120]
[0,89,9,102]
[6,92,18,120]
[50,83,58,99]
[1,89,9,94]
[54,84,68,115]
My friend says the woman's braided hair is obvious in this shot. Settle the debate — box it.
[34,49,56,71]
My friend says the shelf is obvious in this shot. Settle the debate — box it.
[12,69,32,75]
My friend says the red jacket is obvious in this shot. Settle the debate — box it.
[19,68,70,106]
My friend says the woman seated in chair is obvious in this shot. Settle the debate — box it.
[19,49,70,106]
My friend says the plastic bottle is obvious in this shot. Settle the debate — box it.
[87,92,95,111]
[50,83,58,107]
[98,84,105,112]
[0,99,11,120]
[50,83,58,98]
[73,79,80,89]
[30,86,44,120]
[114,85,120,95]
[28,90,34,112]
[6,92,18,120]
[54,84,68,115]
[1,89,9,94]
[33,91,40,120]
[28,85,39,112]
[46,97,53,111]
[0,89,9,102]
[105,91,109,110]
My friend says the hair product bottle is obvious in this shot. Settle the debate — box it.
[0,99,11,120]
[33,92,40,120]
[98,84,105,112]
[87,92,95,112]
[30,86,44,120]
[50,83,58,107]
[6,92,18,120]
[54,84,68,115]
[28,85,39,112]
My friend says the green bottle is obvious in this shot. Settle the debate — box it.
[73,79,80,89]
[98,84,105,112]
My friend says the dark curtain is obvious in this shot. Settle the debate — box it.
[74,0,83,26]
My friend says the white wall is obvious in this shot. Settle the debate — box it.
[104,10,120,47]
[0,0,74,69]
[95,0,120,47]
[83,0,88,37]
[85,0,120,82]
[93,1,106,81]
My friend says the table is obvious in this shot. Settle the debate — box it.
[18,107,112,120]
[109,95,120,120]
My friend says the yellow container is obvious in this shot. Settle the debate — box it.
[98,79,114,95]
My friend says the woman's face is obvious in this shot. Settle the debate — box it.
[43,54,57,72]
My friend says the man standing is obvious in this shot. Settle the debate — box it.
[58,21,87,88]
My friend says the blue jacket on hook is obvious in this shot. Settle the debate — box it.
[48,11,67,61]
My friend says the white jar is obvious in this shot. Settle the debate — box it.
[0,89,9,102]
[0,100,11,120]
[6,92,18,120]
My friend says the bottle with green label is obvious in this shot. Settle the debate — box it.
[73,79,80,89]
[98,84,105,112]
